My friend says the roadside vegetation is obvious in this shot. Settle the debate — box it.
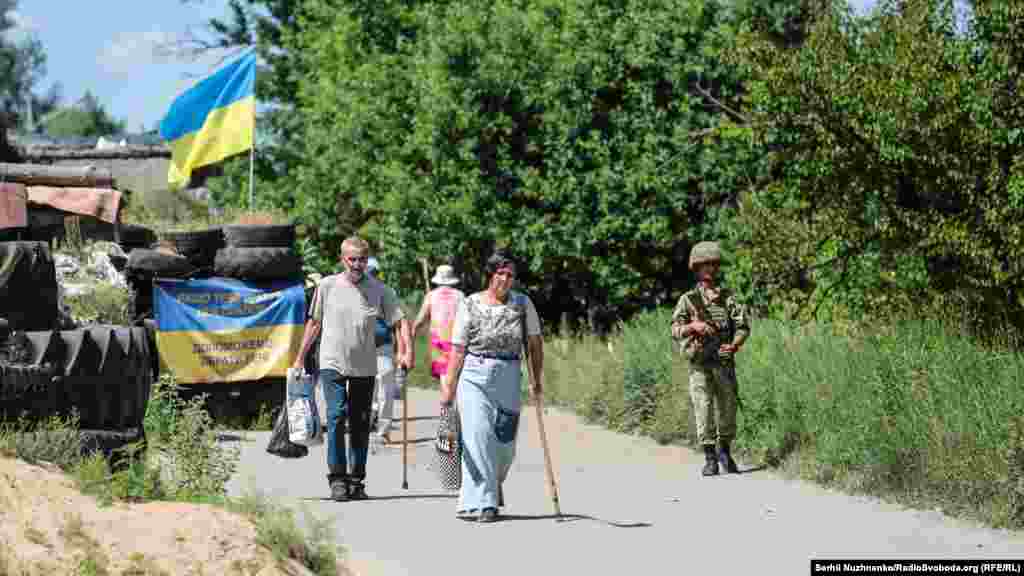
[415,308,1021,531]
[0,373,344,576]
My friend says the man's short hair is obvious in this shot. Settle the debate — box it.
[341,237,370,255]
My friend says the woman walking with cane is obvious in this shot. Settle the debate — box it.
[440,251,544,523]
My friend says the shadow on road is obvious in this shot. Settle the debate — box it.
[398,416,440,422]
[497,513,652,528]
[737,465,768,475]
[300,494,457,502]
[384,437,435,446]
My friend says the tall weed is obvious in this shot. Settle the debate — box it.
[526,309,1024,529]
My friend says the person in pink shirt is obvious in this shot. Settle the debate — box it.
[413,265,466,386]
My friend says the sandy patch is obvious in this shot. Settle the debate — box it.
[0,456,343,575]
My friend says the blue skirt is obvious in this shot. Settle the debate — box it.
[456,354,522,513]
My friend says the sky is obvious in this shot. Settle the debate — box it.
[7,0,237,133]
[8,0,878,136]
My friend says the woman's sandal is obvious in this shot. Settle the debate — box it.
[478,507,499,523]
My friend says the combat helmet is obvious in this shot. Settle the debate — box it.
[688,241,722,272]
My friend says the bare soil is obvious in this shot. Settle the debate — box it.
[0,456,335,576]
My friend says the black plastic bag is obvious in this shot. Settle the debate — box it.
[266,408,309,459]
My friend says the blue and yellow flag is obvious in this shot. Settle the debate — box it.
[154,278,304,384]
[159,50,256,189]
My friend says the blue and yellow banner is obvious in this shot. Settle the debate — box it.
[159,50,256,189]
[154,278,304,384]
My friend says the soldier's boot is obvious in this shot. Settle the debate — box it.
[718,442,739,474]
[702,445,719,476]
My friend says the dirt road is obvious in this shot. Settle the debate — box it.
[228,387,1024,576]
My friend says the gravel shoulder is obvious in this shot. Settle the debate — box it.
[228,387,1024,576]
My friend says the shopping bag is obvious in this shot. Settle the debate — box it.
[266,409,309,458]
[433,404,462,491]
[286,367,322,447]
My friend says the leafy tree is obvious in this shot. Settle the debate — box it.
[0,0,56,154]
[292,0,766,329]
[42,91,125,137]
[733,0,1024,334]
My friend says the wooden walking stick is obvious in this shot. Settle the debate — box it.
[524,339,561,518]
[399,365,409,489]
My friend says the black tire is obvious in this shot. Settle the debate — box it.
[0,241,59,331]
[57,329,102,426]
[214,247,303,280]
[87,326,127,428]
[126,277,154,323]
[117,223,157,250]
[126,249,195,278]
[23,330,64,367]
[223,224,296,248]
[142,319,159,380]
[128,325,154,427]
[0,228,27,242]
[161,228,224,268]
[0,363,57,401]
[79,427,146,471]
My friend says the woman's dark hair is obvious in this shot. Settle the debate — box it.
[485,250,517,277]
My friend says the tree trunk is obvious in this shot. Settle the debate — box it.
[0,162,115,188]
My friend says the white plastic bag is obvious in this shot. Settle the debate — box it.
[314,374,328,429]
[286,367,322,447]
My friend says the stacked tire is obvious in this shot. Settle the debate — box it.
[161,228,225,274]
[124,247,196,324]
[202,223,300,423]
[0,242,60,332]
[1,326,153,462]
[214,223,302,281]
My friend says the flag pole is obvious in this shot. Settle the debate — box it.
[248,47,256,211]
[249,138,255,210]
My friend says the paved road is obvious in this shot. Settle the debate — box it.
[228,387,1024,576]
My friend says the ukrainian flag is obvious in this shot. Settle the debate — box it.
[159,50,256,189]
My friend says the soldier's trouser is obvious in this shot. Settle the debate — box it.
[689,364,738,446]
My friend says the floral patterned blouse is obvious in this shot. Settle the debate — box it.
[451,291,542,360]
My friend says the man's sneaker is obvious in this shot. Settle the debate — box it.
[330,480,348,502]
[702,445,719,477]
[719,447,739,474]
[478,507,499,523]
[348,485,369,501]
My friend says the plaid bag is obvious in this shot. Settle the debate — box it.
[433,404,462,491]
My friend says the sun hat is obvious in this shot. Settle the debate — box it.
[430,264,460,286]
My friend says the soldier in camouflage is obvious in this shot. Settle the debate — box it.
[671,241,751,476]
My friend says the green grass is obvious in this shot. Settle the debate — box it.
[411,309,1024,530]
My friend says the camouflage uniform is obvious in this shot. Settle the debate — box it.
[671,285,750,447]
[672,240,751,475]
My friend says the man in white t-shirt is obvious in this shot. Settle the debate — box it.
[293,237,413,502]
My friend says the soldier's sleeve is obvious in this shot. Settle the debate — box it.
[671,294,691,341]
[727,293,750,340]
